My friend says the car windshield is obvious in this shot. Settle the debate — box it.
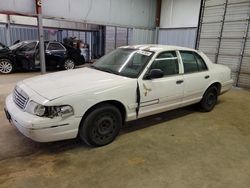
[91,48,154,78]
[9,42,26,50]
[9,41,38,51]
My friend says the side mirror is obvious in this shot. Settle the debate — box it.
[147,69,164,79]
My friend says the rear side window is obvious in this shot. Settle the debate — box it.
[47,43,65,51]
[180,51,208,73]
[194,53,208,71]
[151,51,179,76]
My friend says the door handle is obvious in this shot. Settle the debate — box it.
[176,80,184,84]
[205,75,210,79]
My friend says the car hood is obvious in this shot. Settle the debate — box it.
[0,48,12,54]
[22,67,134,100]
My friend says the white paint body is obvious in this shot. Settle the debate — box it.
[5,45,233,142]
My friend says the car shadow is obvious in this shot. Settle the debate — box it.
[2,101,224,160]
[23,104,199,154]
[121,105,196,134]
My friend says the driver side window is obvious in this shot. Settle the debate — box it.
[150,51,179,76]
[20,42,37,52]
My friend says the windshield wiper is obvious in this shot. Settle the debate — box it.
[90,65,102,70]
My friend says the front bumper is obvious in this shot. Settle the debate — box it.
[5,94,81,142]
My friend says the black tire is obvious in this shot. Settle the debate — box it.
[0,59,14,74]
[63,59,75,70]
[79,104,122,147]
[200,86,218,112]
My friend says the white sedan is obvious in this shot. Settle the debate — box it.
[4,45,233,146]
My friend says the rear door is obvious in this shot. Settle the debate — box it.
[179,51,210,106]
[45,42,66,67]
[139,51,184,118]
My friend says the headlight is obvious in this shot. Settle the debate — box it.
[25,100,74,118]
[26,101,46,116]
[54,105,74,118]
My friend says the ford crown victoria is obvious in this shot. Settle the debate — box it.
[4,45,233,146]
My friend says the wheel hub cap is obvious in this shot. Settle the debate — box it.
[97,117,114,135]
[65,60,74,70]
[0,61,12,73]
[91,114,117,144]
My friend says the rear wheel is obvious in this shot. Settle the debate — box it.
[79,104,122,146]
[200,86,218,112]
[63,59,75,70]
[0,59,14,74]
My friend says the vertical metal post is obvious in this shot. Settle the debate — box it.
[89,32,92,60]
[155,0,161,44]
[99,27,104,56]
[195,0,205,49]
[154,27,159,44]
[103,26,107,55]
[114,26,117,49]
[214,0,228,64]
[36,0,46,74]
[126,28,129,45]
[57,29,62,42]
[5,15,11,46]
[37,14,46,74]
[236,15,250,87]
[85,32,87,43]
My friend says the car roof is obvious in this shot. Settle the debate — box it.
[120,44,197,53]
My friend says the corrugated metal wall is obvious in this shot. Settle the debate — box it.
[158,28,197,48]
[9,25,63,44]
[105,26,130,54]
[0,24,7,45]
[197,0,250,88]
[105,27,117,54]
[0,24,103,58]
[131,29,155,45]
[104,27,155,54]
[10,25,38,44]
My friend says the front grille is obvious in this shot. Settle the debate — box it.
[13,87,29,110]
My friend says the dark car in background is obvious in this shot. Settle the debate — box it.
[0,42,6,50]
[0,40,85,74]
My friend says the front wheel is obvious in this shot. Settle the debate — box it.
[79,104,122,147]
[0,59,14,74]
[200,86,218,112]
[63,59,75,70]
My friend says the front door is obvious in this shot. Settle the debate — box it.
[138,51,184,118]
[16,41,38,70]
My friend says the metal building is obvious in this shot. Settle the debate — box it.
[196,0,250,89]
[158,0,201,48]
